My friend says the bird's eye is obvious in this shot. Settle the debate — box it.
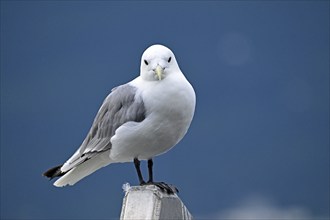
[168,57,172,63]
[144,60,149,65]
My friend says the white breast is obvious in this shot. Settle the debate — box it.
[109,73,196,162]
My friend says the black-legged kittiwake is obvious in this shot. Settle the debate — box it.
[43,44,196,194]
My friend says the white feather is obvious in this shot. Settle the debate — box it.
[54,151,112,187]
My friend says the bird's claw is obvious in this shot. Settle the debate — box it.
[141,181,178,194]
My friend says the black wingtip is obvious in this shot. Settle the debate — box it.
[43,165,65,179]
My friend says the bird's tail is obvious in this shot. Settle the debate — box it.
[43,151,112,187]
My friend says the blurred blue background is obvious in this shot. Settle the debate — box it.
[1,1,329,219]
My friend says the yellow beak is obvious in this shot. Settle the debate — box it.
[155,65,163,81]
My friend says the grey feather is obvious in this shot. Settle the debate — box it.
[62,84,146,171]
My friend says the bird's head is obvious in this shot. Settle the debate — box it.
[140,44,180,81]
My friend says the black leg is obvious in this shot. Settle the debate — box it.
[146,158,178,194]
[147,159,153,183]
[134,158,145,185]
[133,158,178,194]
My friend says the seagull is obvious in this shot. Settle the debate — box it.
[43,44,196,194]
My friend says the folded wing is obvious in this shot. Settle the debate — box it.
[43,83,146,186]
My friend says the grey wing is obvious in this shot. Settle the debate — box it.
[61,84,146,172]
